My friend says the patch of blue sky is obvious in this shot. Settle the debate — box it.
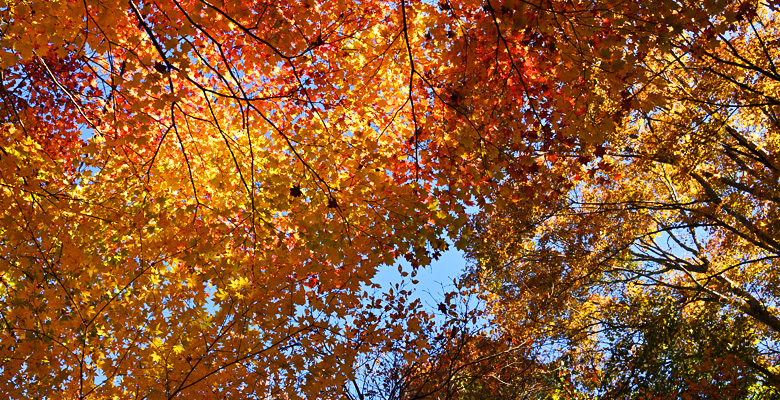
[370,240,466,314]
[369,207,481,322]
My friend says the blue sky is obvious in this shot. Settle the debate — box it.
[370,243,469,315]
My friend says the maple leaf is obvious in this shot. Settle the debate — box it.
[153,61,168,74]
[311,34,325,47]
[290,185,303,198]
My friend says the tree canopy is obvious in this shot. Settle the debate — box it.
[1,0,779,398]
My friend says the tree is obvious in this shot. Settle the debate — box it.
[2,0,445,397]
[465,0,780,397]
[2,0,779,398]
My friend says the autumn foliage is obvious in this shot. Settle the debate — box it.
[1,0,780,398]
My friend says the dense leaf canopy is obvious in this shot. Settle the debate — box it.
[1,0,779,398]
